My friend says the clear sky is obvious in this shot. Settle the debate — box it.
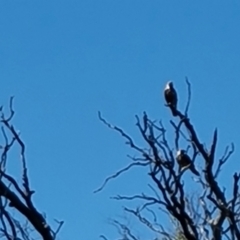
[0,1,240,239]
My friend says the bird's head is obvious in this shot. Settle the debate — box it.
[165,81,173,89]
[176,149,185,157]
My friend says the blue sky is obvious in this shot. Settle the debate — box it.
[0,1,240,239]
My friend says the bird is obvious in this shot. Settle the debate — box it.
[176,150,199,176]
[164,81,178,116]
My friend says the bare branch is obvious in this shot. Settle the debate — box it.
[52,219,64,239]
[214,143,234,178]
[98,111,145,154]
[93,162,149,194]
[0,98,59,240]
[209,128,218,162]
[184,77,191,116]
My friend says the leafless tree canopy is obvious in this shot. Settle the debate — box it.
[96,79,239,240]
[0,97,63,240]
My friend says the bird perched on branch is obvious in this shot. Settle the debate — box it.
[176,150,199,176]
[164,81,178,116]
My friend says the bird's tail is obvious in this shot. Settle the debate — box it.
[169,106,177,116]
[190,165,200,176]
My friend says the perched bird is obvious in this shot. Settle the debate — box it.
[164,81,178,116]
[176,150,199,176]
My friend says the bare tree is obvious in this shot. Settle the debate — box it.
[0,97,63,240]
[96,79,239,240]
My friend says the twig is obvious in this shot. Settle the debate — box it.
[93,162,148,193]
[185,77,191,116]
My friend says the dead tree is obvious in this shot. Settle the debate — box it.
[95,79,239,240]
[0,97,63,240]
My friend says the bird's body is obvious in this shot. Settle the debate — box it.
[176,150,199,176]
[164,81,178,116]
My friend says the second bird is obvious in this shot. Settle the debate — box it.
[176,150,200,176]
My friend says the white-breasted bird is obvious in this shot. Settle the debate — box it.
[176,150,199,176]
[164,81,178,116]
